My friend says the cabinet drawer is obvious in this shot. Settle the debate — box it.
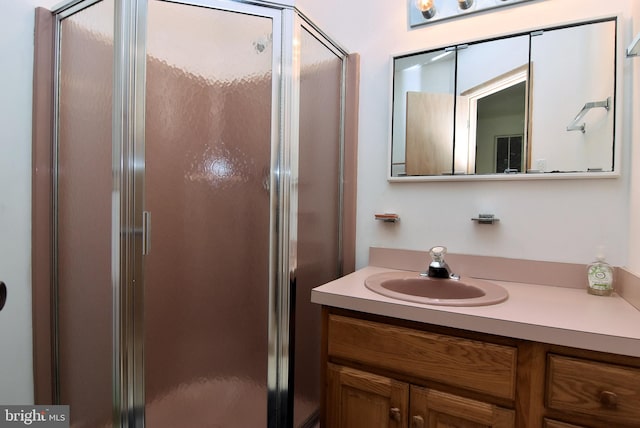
[547,354,640,425]
[327,315,517,400]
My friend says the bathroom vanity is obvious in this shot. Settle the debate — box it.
[312,249,640,428]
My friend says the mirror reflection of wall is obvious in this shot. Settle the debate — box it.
[391,17,617,179]
[530,20,616,173]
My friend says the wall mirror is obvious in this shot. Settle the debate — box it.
[390,18,618,179]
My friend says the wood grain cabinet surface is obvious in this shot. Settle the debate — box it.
[410,385,515,428]
[327,364,408,428]
[543,419,586,428]
[326,363,514,428]
[321,308,640,428]
[327,313,517,400]
[547,354,640,427]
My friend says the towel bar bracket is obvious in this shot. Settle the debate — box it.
[566,97,611,133]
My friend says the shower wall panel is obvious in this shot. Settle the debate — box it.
[56,1,114,427]
[293,27,343,427]
[143,2,273,426]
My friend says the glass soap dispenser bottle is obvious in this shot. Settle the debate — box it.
[587,249,614,296]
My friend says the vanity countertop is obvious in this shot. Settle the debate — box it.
[311,265,640,358]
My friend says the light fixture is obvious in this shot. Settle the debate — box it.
[458,0,474,10]
[409,0,535,28]
[628,32,640,57]
[415,0,436,19]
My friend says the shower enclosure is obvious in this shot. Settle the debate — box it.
[31,1,358,427]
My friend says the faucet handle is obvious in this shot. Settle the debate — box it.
[429,246,447,262]
[425,246,459,279]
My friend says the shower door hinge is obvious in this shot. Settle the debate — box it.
[142,211,151,255]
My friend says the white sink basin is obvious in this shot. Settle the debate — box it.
[364,271,508,307]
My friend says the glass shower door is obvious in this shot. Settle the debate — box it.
[293,24,344,427]
[143,1,276,426]
[56,1,114,427]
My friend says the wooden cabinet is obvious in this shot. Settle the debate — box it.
[322,308,640,428]
[326,363,513,428]
[326,364,408,428]
[324,311,517,427]
[327,314,517,400]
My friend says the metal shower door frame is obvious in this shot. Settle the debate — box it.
[283,11,350,427]
[50,0,148,425]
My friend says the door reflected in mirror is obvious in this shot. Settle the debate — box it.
[472,79,527,174]
[391,18,617,179]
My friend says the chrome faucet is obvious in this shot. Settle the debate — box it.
[421,246,459,280]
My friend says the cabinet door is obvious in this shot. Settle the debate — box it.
[410,385,515,428]
[327,363,409,428]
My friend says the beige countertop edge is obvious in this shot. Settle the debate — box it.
[311,266,640,358]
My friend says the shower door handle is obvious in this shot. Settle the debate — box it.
[0,281,6,311]
[142,211,151,256]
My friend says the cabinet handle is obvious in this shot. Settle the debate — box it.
[600,390,618,409]
[411,415,425,428]
[389,407,401,422]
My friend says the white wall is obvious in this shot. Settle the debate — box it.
[296,0,638,270]
[1,0,58,405]
[629,0,640,274]
[456,35,529,93]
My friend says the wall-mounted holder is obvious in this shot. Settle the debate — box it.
[566,97,610,133]
[375,213,400,223]
[471,214,500,224]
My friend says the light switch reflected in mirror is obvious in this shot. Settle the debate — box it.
[391,18,617,179]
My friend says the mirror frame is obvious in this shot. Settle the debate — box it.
[388,15,623,182]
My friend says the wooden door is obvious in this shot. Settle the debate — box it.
[409,385,515,428]
[327,363,409,428]
[405,91,454,176]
